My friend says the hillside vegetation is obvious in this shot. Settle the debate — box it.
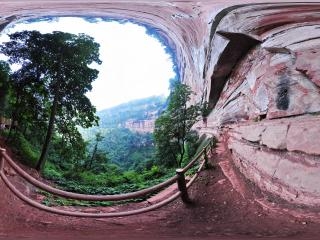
[97,96,167,128]
[0,30,204,206]
[44,96,175,198]
[81,95,167,171]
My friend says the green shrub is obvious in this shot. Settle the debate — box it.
[142,165,164,180]
[43,162,63,181]
[123,170,142,184]
[15,133,40,167]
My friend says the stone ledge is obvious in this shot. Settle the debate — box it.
[230,116,320,156]
[229,137,320,206]
[287,121,320,155]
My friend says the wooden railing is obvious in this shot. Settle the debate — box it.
[0,138,215,218]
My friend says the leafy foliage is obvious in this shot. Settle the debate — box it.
[14,132,40,167]
[154,81,201,167]
[0,61,11,117]
[81,96,167,171]
[0,30,206,200]
[96,128,155,170]
[0,30,101,170]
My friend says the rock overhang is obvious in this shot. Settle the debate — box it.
[203,2,320,206]
[0,0,215,96]
[3,1,318,104]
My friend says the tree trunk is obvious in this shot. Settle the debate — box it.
[177,105,187,167]
[178,140,185,168]
[6,94,21,143]
[36,96,58,171]
[86,144,98,170]
[0,87,7,117]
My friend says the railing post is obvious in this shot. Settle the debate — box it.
[203,147,209,169]
[210,139,214,154]
[175,169,191,204]
[0,148,5,173]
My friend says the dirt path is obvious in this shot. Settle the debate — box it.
[1,137,320,239]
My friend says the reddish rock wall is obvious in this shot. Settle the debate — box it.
[205,3,320,124]
[203,3,320,206]
[228,117,320,206]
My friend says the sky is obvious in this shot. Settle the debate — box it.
[0,17,176,110]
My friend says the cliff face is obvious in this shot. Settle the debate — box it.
[2,0,320,207]
[203,3,320,207]
[125,119,155,133]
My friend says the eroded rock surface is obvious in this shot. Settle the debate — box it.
[228,116,320,206]
[200,3,320,207]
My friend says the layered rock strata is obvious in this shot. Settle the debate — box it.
[204,3,320,207]
[228,116,320,206]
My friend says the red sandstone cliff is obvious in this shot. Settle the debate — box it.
[124,119,155,133]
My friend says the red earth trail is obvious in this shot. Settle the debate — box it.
[1,135,320,240]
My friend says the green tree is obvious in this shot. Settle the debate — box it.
[1,31,102,171]
[85,132,108,171]
[0,61,11,117]
[154,81,201,168]
[5,67,47,141]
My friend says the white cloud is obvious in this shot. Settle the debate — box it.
[0,17,176,110]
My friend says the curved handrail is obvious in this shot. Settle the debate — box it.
[0,138,212,201]
[0,159,205,218]
[0,149,4,170]
[187,156,206,188]
[0,170,181,217]
[2,150,177,201]
[181,146,206,173]
[0,137,214,217]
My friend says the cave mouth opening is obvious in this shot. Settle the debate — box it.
[0,16,178,110]
[0,16,180,196]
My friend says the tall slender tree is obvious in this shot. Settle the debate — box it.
[1,30,102,171]
[154,81,201,168]
[0,61,11,118]
[86,132,104,170]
